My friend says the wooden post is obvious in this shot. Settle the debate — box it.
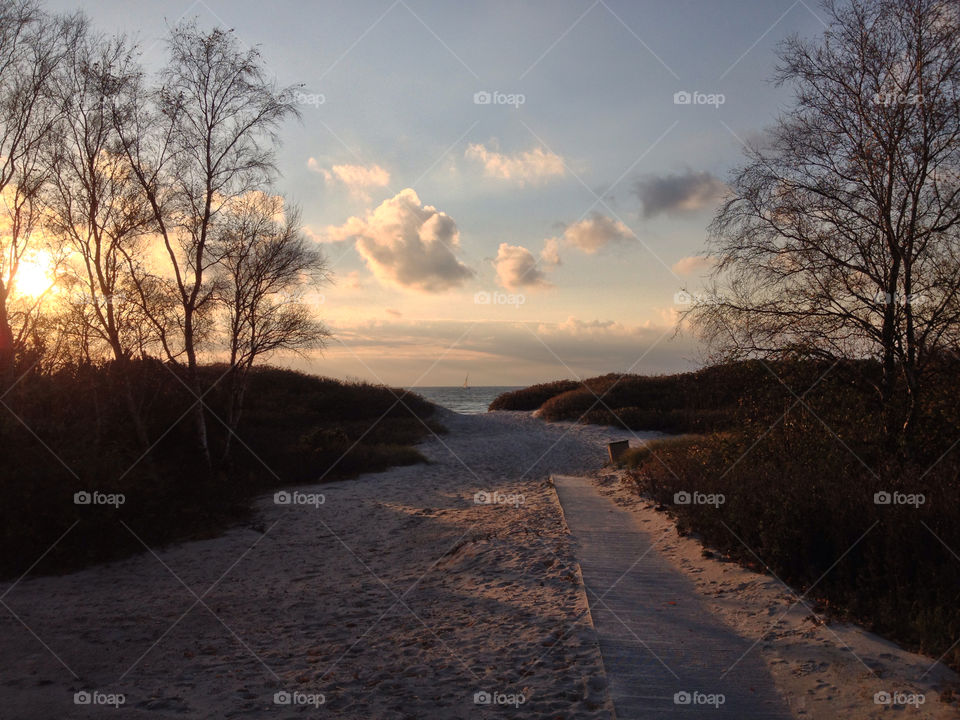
[607,440,629,464]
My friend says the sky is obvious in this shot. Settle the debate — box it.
[48,0,828,386]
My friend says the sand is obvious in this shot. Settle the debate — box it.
[1,409,956,719]
[1,410,621,719]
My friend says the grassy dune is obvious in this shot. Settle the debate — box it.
[0,362,440,577]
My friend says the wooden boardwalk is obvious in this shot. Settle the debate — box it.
[553,475,793,719]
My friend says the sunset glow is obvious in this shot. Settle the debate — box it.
[12,252,55,298]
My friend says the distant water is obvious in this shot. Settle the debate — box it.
[411,386,521,415]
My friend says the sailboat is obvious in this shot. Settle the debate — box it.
[463,373,469,389]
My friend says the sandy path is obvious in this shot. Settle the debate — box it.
[0,410,632,719]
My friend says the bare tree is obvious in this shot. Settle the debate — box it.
[213,192,330,460]
[0,0,70,373]
[116,22,299,464]
[46,24,148,363]
[690,0,960,446]
[44,22,159,446]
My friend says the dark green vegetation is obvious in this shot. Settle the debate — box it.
[0,362,438,578]
[493,358,960,670]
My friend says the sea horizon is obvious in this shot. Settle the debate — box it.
[408,385,523,414]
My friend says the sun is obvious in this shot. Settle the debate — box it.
[13,252,56,299]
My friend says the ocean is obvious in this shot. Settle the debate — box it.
[411,386,521,415]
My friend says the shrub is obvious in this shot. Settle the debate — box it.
[488,379,582,411]
[626,415,960,671]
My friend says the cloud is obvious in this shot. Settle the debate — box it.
[465,143,565,184]
[672,255,716,276]
[326,188,473,293]
[493,243,549,290]
[302,225,344,244]
[552,317,618,334]
[342,270,364,290]
[385,308,402,318]
[540,237,561,266]
[562,212,633,254]
[308,159,391,200]
[633,171,726,218]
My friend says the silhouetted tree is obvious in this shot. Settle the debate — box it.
[0,0,71,374]
[46,24,148,362]
[690,0,960,447]
[116,22,299,464]
[45,22,156,445]
[212,192,330,460]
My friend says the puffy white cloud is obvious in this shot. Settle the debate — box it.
[326,189,473,293]
[633,170,726,218]
[562,212,633,254]
[465,143,565,184]
[672,255,716,276]
[308,159,391,200]
[493,243,549,290]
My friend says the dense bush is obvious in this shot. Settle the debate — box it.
[488,379,582,411]
[492,360,887,436]
[0,361,439,577]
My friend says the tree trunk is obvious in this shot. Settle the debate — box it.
[112,351,152,453]
[183,310,212,469]
[0,292,15,378]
